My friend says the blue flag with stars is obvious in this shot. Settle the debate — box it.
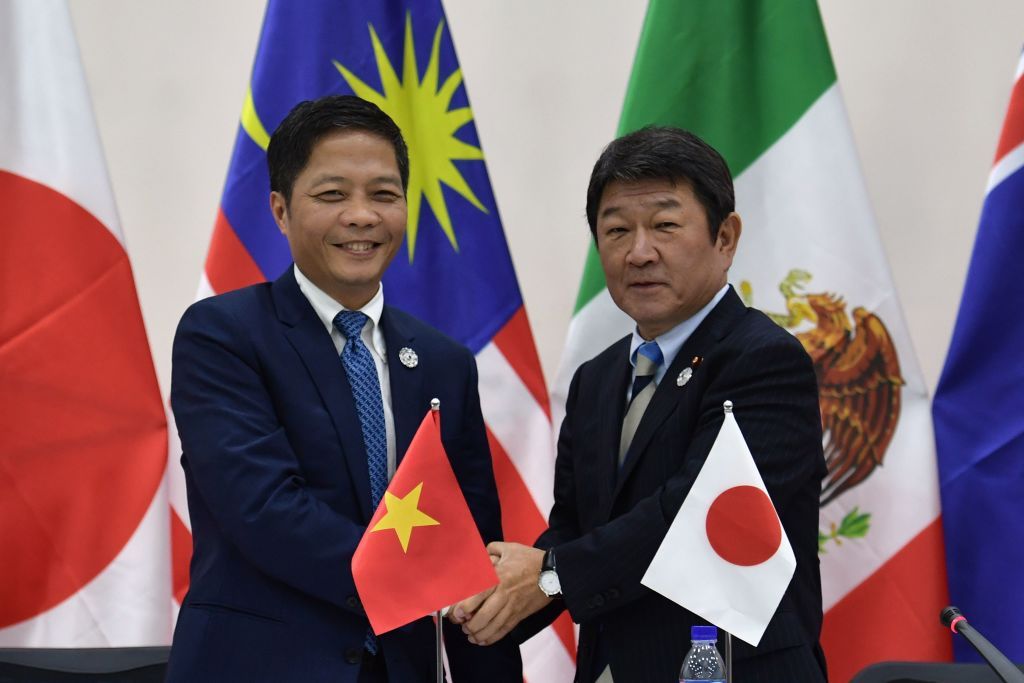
[220,0,520,353]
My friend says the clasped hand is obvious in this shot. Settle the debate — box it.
[448,542,552,646]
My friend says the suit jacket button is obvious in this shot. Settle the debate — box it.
[344,647,361,664]
[592,595,605,608]
[607,588,620,600]
[345,595,360,610]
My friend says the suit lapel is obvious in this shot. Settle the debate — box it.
[614,288,747,500]
[595,337,632,522]
[380,306,423,465]
[272,269,373,521]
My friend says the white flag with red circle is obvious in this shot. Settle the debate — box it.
[642,403,794,646]
[0,0,170,645]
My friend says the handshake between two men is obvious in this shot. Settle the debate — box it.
[164,83,826,682]
[449,543,552,647]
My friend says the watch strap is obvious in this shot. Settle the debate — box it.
[542,547,556,572]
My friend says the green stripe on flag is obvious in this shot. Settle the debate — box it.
[571,0,836,313]
[573,244,606,313]
[620,0,836,177]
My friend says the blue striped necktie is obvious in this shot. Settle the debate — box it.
[618,341,664,464]
[333,310,386,654]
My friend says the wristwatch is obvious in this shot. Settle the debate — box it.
[538,548,562,597]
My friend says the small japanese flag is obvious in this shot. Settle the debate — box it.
[642,401,795,646]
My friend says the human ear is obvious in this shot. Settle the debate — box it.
[717,212,742,257]
[269,191,289,235]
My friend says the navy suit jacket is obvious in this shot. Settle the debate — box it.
[166,268,521,682]
[518,288,828,683]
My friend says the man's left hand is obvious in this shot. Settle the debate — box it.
[451,542,552,645]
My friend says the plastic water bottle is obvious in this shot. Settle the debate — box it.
[680,624,726,682]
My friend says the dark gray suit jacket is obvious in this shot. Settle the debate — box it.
[520,287,828,683]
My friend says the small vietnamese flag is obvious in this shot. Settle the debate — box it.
[352,404,498,635]
[642,401,796,647]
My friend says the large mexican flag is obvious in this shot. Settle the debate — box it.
[552,1,951,679]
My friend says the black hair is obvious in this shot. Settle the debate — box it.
[267,95,410,203]
[585,126,734,242]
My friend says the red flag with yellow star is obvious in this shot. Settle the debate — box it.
[352,408,498,635]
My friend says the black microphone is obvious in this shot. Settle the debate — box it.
[940,606,1024,683]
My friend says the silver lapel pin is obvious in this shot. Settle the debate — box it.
[398,347,419,368]
[676,356,703,387]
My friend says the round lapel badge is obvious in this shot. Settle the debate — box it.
[399,347,419,368]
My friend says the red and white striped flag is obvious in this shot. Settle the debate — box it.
[0,0,170,646]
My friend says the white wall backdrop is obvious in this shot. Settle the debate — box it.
[67,0,1024,401]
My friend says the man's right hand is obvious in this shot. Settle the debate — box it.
[449,542,552,645]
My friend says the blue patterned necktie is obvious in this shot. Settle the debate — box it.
[334,310,388,509]
[333,310,386,655]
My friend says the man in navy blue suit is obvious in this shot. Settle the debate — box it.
[166,96,522,682]
[452,127,826,682]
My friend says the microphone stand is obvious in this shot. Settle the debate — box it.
[941,606,1024,683]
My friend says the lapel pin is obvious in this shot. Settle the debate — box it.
[676,356,702,387]
[398,347,419,368]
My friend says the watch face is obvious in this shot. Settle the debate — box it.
[539,570,560,596]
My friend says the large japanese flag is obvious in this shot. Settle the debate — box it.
[0,0,170,645]
[642,402,795,646]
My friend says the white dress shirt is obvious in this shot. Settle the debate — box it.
[293,265,398,479]
[626,284,730,400]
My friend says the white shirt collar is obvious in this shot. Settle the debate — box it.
[628,283,730,386]
[292,264,386,357]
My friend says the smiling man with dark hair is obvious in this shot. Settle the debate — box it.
[166,95,521,683]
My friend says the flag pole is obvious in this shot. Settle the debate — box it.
[722,401,734,683]
[725,630,733,683]
[435,609,444,683]
[431,398,443,683]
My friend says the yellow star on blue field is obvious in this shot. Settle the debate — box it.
[370,482,440,553]
[334,13,488,261]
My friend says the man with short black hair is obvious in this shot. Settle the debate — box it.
[453,126,827,682]
[167,95,521,682]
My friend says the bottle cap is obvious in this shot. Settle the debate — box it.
[691,625,718,641]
